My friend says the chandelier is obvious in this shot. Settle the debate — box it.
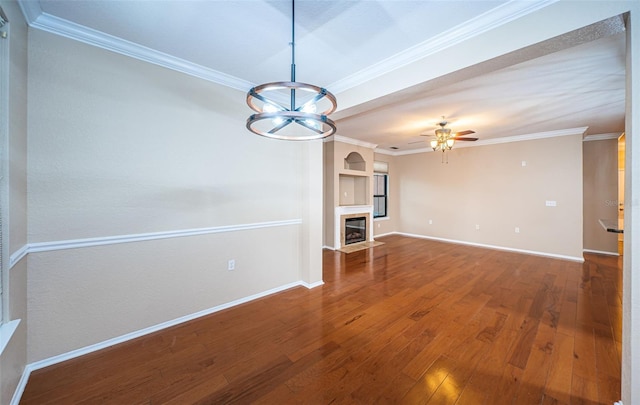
[430,121,456,163]
[430,125,456,152]
[246,0,337,140]
[428,117,478,163]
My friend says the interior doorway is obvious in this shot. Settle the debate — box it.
[618,133,625,255]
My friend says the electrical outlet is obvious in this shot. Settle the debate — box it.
[515,227,520,233]
[475,224,480,230]
[545,200,557,207]
[228,259,235,271]
[429,219,433,225]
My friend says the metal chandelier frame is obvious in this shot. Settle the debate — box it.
[246,0,337,140]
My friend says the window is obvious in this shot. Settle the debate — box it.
[373,173,388,218]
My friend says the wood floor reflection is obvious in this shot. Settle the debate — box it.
[21,235,622,404]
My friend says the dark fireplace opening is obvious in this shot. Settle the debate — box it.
[345,217,366,245]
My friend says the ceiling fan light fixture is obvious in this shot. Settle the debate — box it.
[245,0,337,140]
[446,138,455,149]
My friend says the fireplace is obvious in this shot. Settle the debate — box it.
[345,217,366,245]
[335,205,373,250]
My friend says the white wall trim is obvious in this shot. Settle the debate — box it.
[328,0,558,93]
[300,280,325,289]
[8,244,27,269]
[583,248,619,256]
[11,362,29,405]
[11,278,322,405]
[374,231,395,238]
[393,231,585,262]
[16,2,252,92]
[384,127,588,156]
[0,318,19,356]
[583,133,623,142]
[17,0,556,97]
[326,134,377,150]
[9,219,301,269]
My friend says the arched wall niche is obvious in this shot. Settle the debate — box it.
[344,152,366,171]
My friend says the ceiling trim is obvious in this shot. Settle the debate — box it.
[326,135,378,150]
[18,0,559,96]
[329,0,559,94]
[583,133,622,142]
[379,126,589,156]
[17,1,253,91]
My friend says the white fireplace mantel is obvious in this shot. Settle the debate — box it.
[334,205,374,250]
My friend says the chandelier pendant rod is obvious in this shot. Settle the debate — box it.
[245,0,337,140]
[290,0,296,111]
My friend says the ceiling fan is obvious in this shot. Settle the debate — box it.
[410,117,478,146]
[426,117,478,142]
[409,117,478,162]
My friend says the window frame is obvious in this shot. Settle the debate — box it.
[373,173,388,219]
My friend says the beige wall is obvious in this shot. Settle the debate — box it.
[25,29,312,363]
[583,138,619,254]
[393,135,584,259]
[0,0,29,403]
[323,141,335,247]
[322,140,375,248]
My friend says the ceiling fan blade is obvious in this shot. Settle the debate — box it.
[408,140,425,144]
[453,137,479,141]
[453,130,475,136]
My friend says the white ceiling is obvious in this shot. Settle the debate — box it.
[22,0,627,153]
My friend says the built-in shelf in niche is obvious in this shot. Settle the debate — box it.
[344,152,366,171]
[339,174,369,206]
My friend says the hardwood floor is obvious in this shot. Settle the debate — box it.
[20,235,622,404]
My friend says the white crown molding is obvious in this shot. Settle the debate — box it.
[18,0,557,96]
[583,132,622,142]
[16,0,41,25]
[326,134,377,150]
[16,3,253,91]
[373,148,396,156]
[9,219,301,268]
[329,0,559,93]
[378,126,588,156]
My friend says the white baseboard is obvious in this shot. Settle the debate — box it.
[374,231,395,238]
[583,248,619,256]
[300,280,324,289]
[393,232,585,262]
[11,278,320,405]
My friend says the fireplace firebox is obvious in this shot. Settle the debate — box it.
[345,217,366,245]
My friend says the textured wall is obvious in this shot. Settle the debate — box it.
[393,135,584,259]
[0,0,29,403]
[582,138,619,254]
[26,29,310,363]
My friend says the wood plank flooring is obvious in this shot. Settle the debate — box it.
[20,235,622,404]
